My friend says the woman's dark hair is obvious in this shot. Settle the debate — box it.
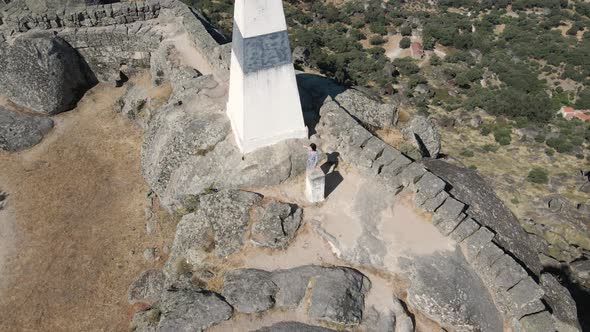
[310,143,317,151]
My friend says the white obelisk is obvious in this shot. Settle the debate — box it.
[227,0,308,153]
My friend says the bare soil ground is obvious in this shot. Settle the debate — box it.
[0,84,176,332]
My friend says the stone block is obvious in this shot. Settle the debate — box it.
[449,217,480,243]
[306,168,325,203]
[414,172,446,204]
[432,197,465,224]
[396,162,426,188]
[517,311,556,332]
[361,137,385,163]
[422,190,449,213]
[374,145,402,168]
[491,255,528,290]
[436,213,466,236]
[462,226,495,261]
[379,152,412,178]
[508,278,546,319]
[472,241,505,280]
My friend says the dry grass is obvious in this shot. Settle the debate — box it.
[0,83,177,332]
[437,111,590,220]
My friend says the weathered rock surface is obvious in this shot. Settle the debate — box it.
[570,260,590,287]
[163,190,305,287]
[222,269,278,313]
[292,46,310,66]
[139,289,233,332]
[540,273,581,332]
[333,88,398,129]
[306,266,370,325]
[220,266,370,326]
[128,269,166,304]
[402,115,441,158]
[0,107,53,151]
[254,322,338,332]
[141,102,229,208]
[516,311,556,332]
[164,190,261,280]
[0,35,96,114]
[250,200,302,249]
[130,307,160,332]
[402,250,503,332]
[423,159,543,276]
[141,88,306,211]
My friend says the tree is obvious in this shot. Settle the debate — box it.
[400,26,413,36]
[369,35,385,45]
[430,55,442,66]
[400,37,411,49]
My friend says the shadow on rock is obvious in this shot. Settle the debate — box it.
[543,265,590,331]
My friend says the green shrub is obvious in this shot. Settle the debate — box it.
[469,165,478,170]
[430,55,442,66]
[480,123,493,136]
[400,37,412,49]
[494,125,512,146]
[545,148,555,156]
[400,26,412,36]
[527,168,549,184]
[369,35,385,45]
[482,144,499,153]
[349,29,366,41]
[546,136,574,153]
[535,134,546,143]
[461,149,475,157]
[576,153,585,159]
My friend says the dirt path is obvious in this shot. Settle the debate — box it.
[0,84,174,332]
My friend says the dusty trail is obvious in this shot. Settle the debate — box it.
[0,84,175,332]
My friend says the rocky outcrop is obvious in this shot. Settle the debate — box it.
[540,273,581,332]
[222,266,371,326]
[163,190,262,281]
[141,84,306,211]
[333,88,398,129]
[423,159,543,276]
[0,35,96,114]
[402,115,441,158]
[162,190,303,286]
[255,322,338,332]
[570,260,590,288]
[402,250,503,332]
[250,200,302,249]
[0,107,53,151]
[313,90,577,331]
[128,269,165,304]
[131,288,233,332]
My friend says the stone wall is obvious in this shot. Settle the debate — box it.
[0,0,161,33]
[0,0,231,82]
[315,96,579,332]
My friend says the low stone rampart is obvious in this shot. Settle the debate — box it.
[316,96,574,332]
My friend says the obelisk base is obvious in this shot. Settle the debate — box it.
[305,168,325,203]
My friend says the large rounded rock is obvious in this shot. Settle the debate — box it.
[0,35,96,115]
[222,269,278,313]
[333,88,398,129]
[402,115,441,158]
[250,201,302,249]
[255,322,338,332]
[130,289,233,332]
[0,106,53,151]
